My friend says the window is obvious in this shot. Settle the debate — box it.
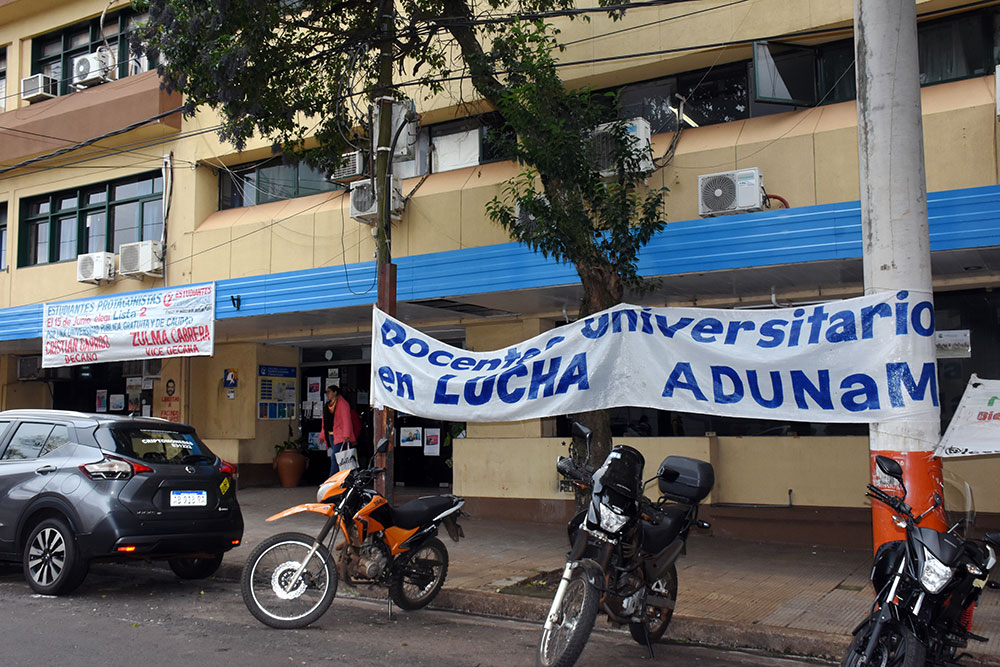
[31,9,156,97]
[219,157,340,209]
[428,115,514,172]
[0,46,6,112]
[40,425,71,457]
[0,202,7,271]
[2,423,54,460]
[19,172,163,266]
[109,426,215,465]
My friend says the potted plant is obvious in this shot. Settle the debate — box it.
[273,425,308,487]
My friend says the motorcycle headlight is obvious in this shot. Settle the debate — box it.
[597,502,628,533]
[317,480,337,502]
[920,547,954,594]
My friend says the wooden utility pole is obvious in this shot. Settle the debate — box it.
[373,0,396,501]
[854,0,946,550]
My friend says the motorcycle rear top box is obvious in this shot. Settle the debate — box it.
[658,456,715,503]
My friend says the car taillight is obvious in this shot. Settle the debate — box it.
[219,460,237,477]
[81,456,153,480]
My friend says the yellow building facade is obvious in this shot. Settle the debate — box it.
[1,0,999,546]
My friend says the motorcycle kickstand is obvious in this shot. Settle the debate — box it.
[387,595,393,620]
[641,625,654,660]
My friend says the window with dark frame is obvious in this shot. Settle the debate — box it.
[0,46,7,112]
[30,9,156,97]
[0,202,7,271]
[19,172,163,267]
[218,157,340,210]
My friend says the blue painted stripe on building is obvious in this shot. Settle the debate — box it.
[3,183,1000,342]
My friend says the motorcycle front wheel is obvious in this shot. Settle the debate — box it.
[241,532,338,629]
[628,564,678,645]
[388,536,449,610]
[537,568,599,667]
[841,617,925,667]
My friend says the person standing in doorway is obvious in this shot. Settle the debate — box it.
[324,384,356,475]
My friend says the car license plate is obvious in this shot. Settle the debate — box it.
[170,490,207,507]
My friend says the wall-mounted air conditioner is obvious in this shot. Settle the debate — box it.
[77,251,116,284]
[328,150,365,182]
[349,176,403,224]
[72,50,115,87]
[21,74,57,102]
[375,99,418,160]
[592,117,654,178]
[698,167,765,217]
[17,355,43,381]
[118,240,163,277]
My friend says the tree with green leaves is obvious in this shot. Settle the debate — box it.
[133,0,669,474]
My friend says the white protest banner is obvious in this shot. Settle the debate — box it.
[936,374,1000,457]
[371,291,941,423]
[43,283,215,368]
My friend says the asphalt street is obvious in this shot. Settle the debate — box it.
[0,560,830,667]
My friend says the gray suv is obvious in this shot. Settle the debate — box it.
[0,410,243,595]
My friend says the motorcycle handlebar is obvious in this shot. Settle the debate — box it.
[866,484,912,517]
[556,456,593,485]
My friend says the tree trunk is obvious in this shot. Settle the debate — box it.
[571,260,623,509]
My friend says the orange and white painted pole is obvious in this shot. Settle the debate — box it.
[854,0,946,551]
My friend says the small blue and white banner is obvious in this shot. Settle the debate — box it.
[370,291,940,423]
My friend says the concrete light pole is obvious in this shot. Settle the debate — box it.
[854,0,946,549]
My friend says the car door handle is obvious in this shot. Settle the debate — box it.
[35,465,57,475]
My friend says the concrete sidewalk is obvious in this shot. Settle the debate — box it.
[223,486,1000,664]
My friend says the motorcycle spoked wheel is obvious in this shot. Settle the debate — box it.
[537,568,600,667]
[628,564,678,645]
[841,617,925,667]
[388,537,449,610]
[241,532,338,629]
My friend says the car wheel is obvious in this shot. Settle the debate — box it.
[169,553,224,580]
[23,517,89,595]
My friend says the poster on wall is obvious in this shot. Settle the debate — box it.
[42,283,215,368]
[399,426,422,447]
[96,390,108,413]
[110,394,125,411]
[424,428,441,456]
[258,365,297,420]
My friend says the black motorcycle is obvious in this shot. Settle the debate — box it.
[537,422,714,667]
[842,455,1000,666]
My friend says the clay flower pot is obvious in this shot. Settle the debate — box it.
[273,449,308,487]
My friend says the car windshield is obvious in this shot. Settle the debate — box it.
[109,426,216,465]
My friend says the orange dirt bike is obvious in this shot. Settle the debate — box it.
[241,440,466,628]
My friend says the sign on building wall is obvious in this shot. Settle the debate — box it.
[936,374,1000,457]
[371,291,941,423]
[42,284,216,368]
[258,365,297,420]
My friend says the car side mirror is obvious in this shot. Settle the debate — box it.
[875,455,903,482]
[375,438,389,455]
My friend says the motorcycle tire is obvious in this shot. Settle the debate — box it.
[841,616,925,667]
[628,564,678,645]
[388,537,449,610]
[537,568,600,667]
[241,532,338,629]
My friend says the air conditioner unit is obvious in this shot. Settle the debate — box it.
[77,251,116,284]
[118,240,163,277]
[698,168,765,217]
[328,150,365,182]
[20,74,57,102]
[349,176,403,224]
[17,355,43,381]
[143,358,162,379]
[374,99,418,160]
[72,51,115,87]
[513,195,547,233]
[593,117,654,178]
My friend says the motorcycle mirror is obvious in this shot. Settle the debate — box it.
[375,438,389,455]
[933,492,943,507]
[571,422,592,443]
[875,455,904,482]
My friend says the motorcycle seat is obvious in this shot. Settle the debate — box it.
[393,495,459,529]
[986,531,1000,547]
[641,504,690,555]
